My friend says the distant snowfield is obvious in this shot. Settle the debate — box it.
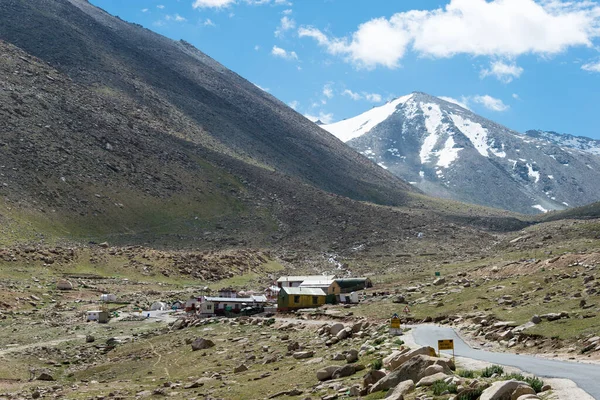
[323,94,413,142]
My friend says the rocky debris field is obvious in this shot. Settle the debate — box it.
[0,310,556,400]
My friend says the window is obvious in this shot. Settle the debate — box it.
[312,296,318,305]
[294,295,300,303]
[206,304,212,310]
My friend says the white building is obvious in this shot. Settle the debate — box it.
[276,275,336,288]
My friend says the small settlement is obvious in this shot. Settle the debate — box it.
[83,275,372,323]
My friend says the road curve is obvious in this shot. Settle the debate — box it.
[411,325,600,399]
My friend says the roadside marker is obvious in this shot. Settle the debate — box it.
[403,306,410,314]
[437,339,455,362]
[389,313,402,336]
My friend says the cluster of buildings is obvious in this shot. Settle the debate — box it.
[85,275,372,322]
[182,275,372,316]
[275,275,372,311]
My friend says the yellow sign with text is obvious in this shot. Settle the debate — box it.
[438,339,454,351]
[390,316,401,329]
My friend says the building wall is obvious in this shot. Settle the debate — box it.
[277,292,326,311]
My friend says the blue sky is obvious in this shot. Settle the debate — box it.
[91,0,600,139]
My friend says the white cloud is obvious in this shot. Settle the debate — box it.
[156,4,165,9]
[275,16,296,37]
[203,18,216,26]
[288,100,299,110]
[271,45,298,60]
[480,61,524,83]
[472,95,509,111]
[193,0,235,8]
[512,93,520,99]
[582,60,600,72]
[364,93,383,103]
[299,0,600,69]
[282,9,293,15]
[323,84,334,99]
[141,8,149,12]
[166,14,187,22]
[305,111,334,124]
[342,89,361,100]
[254,45,261,51]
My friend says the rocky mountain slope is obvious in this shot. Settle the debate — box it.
[324,93,600,215]
[0,0,528,257]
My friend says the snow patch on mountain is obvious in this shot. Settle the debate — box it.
[325,94,414,142]
[450,114,490,157]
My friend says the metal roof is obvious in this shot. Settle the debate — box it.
[335,278,371,288]
[203,296,267,303]
[299,281,334,288]
[280,287,327,296]
[277,275,336,283]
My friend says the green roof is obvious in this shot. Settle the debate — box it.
[335,278,370,289]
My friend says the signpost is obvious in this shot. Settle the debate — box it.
[437,339,455,362]
[403,306,411,314]
[389,313,401,336]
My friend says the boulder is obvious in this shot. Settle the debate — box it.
[336,327,352,340]
[317,366,341,381]
[511,384,536,400]
[191,337,215,351]
[418,364,446,380]
[395,355,452,383]
[85,335,95,343]
[385,379,415,400]
[362,369,386,387]
[293,351,314,359]
[233,364,248,373]
[332,353,345,361]
[541,384,551,392]
[330,323,345,336]
[531,315,541,324]
[384,347,435,371]
[332,364,356,379]
[416,372,451,387]
[480,380,527,400]
[346,349,359,363]
[369,370,405,393]
[515,396,540,400]
[36,373,55,381]
[433,277,446,286]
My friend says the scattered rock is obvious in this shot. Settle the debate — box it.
[191,337,215,351]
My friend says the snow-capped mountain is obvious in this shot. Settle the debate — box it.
[323,92,600,214]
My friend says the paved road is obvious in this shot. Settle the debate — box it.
[412,325,600,399]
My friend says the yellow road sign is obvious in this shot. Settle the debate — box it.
[438,339,454,350]
[390,316,401,329]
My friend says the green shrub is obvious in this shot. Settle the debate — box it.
[504,372,525,381]
[480,365,504,378]
[502,373,544,392]
[370,358,383,371]
[372,337,385,346]
[457,387,484,400]
[431,380,458,395]
[393,338,404,346]
[524,376,544,393]
[457,369,475,378]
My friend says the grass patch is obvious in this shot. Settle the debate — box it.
[432,379,458,395]
[457,369,476,378]
[480,365,504,378]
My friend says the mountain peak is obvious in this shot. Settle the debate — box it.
[322,93,600,215]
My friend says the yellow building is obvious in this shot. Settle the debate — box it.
[299,278,341,295]
[277,287,327,311]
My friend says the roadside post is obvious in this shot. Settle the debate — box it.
[389,313,402,336]
[437,339,455,362]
